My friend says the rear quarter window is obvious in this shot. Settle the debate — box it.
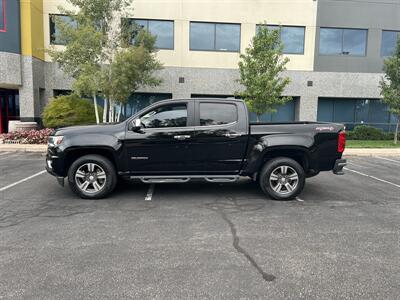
[200,103,238,126]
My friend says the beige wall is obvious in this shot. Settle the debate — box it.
[43,0,317,70]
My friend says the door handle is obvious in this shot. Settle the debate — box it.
[174,135,191,140]
[223,133,242,138]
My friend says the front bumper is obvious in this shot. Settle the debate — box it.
[333,159,347,175]
[45,146,66,186]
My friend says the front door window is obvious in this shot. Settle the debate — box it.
[141,104,187,128]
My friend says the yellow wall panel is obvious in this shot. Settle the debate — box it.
[21,0,45,60]
[42,0,317,70]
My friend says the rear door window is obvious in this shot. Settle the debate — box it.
[199,103,238,126]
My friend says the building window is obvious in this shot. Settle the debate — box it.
[249,99,297,123]
[381,30,400,57]
[317,98,396,131]
[191,94,237,99]
[123,93,172,119]
[127,19,174,49]
[190,22,241,52]
[257,25,305,54]
[319,28,368,56]
[49,15,76,45]
[0,0,6,32]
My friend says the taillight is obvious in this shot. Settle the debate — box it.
[338,131,346,153]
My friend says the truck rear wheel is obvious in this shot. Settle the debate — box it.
[259,157,305,200]
[68,155,117,199]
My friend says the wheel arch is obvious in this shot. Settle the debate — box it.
[64,147,118,174]
[260,147,310,173]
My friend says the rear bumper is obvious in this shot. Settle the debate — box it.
[333,159,347,175]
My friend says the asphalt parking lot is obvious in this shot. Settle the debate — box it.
[0,152,400,299]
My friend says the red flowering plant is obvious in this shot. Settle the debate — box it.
[1,128,54,144]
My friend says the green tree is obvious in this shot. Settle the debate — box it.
[47,0,162,123]
[380,37,400,144]
[237,24,292,122]
[42,94,103,128]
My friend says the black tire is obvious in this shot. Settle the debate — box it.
[259,157,305,200]
[68,155,117,199]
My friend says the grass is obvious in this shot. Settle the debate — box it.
[347,140,400,148]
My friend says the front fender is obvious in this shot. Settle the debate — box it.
[48,134,124,177]
[59,134,122,153]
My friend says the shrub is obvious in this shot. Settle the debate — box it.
[1,128,54,144]
[42,94,102,128]
[347,125,389,140]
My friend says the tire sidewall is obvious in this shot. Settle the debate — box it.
[68,155,117,199]
[259,157,305,200]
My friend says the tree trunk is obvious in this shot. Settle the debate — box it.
[92,94,100,124]
[394,118,399,145]
[116,104,122,122]
[256,114,260,123]
[103,98,108,123]
[109,101,115,123]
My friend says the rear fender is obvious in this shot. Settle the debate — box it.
[243,134,314,174]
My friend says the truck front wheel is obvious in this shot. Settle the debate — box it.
[259,157,305,200]
[68,155,117,199]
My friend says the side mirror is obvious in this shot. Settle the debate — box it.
[131,118,142,132]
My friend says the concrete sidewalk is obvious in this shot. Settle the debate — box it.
[0,143,400,156]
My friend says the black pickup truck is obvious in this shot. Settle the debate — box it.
[46,98,347,200]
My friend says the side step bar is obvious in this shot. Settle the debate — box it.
[130,175,240,184]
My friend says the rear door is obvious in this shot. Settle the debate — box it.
[190,100,249,174]
[124,101,196,174]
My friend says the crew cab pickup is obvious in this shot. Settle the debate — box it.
[46,98,347,200]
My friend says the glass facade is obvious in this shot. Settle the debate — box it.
[190,22,240,52]
[381,30,400,56]
[0,0,5,31]
[259,25,305,54]
[123,93,172,119]
[129,19,174,49]
[0,89,20,133]
[249,98,297,123]
[317,98,397,131]
[319,28,367,56]
[49,15,76,45]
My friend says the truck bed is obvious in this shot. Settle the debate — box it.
[249,122,345,135]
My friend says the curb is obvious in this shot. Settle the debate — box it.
[0,144,47,153]
[344,148,400,156]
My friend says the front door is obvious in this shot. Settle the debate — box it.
[0,89,20,133]
[190,100,249,174]
[125,101,196,174]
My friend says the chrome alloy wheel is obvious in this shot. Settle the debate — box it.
[75,163,107,194]
[269,165,299,195]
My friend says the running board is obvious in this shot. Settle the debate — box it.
[130,175,240,184]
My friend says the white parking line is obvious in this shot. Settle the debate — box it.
[0,152,12,156]
[376,156,400,165]
[145,184,155,201]
[296,197,304,202]
[344,167,400,189]
[347,161,368,168]
[0,170,47,192]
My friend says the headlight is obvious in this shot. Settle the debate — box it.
[48,136,64,147]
